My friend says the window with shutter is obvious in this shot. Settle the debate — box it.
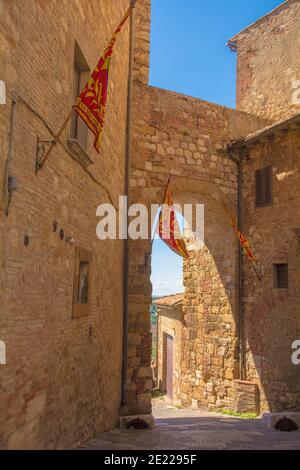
[70,42,90,150]
[255,166,273,207]
[273,264,288,289]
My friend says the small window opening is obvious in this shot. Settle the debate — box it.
[255,166,273,207]
[273,264,288,289]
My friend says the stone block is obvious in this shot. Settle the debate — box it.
[233,380,260,414]
[191,399,198,410]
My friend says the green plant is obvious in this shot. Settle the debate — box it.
[218,409,258,419]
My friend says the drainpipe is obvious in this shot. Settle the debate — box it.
[5,94,18,216]
[229,150,246,381]
[237,155,246,380]
[121,1,135,407]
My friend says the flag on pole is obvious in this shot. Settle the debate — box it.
[229,215,256,263]
[158,181,189,259]
[224,203,261,281]
[74,2,135,153]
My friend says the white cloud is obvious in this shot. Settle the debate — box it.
[152,279,184,296]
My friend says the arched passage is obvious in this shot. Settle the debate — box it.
[125,175,240,414]
[172,178,239,409]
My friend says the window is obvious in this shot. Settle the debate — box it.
[70,42,90,150]
[73,247,92,318]
[77,261,89,304]
[255,166,273,207]
[273,264,288,289]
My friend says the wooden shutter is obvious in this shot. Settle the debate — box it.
[165,334,174,400]
[255,166,273,207]
[274,264,288,289]
[263,166,273,205]
[255,169,264,207]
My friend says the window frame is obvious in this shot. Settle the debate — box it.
[70,64,81,141]
[72,246,93,318]
[273,263,289,290]
[70,42,90,150]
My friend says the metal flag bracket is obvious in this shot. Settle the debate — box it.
[35,109,74,173]
[35,136,56,173]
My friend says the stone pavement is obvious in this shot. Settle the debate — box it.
[81,405,300,450]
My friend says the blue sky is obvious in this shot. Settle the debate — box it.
[150,0,283,297]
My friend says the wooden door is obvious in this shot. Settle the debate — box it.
[165,334,174,400]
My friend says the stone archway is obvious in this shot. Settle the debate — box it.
[126,58,266,416]
[124,174,239,415]
[170,178,239,410]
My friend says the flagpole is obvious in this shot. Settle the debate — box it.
[150,175,171,248]
[249,257,262,282]
[147,174,189,266]
[37,3,136,173]
[223,202,261,283]
[144,176,170,271]
[145,175,172,270]
[37,108,75,171]
[150,175,189,253]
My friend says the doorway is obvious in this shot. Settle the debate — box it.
[164,333,174,401]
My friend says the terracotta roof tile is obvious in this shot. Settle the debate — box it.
[154,293,184,307]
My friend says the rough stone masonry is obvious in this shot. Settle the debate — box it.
[0,0,300,450]
[0,0,131,450]
[126,0,300,415]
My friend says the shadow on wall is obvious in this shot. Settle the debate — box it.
[154,177,240,410]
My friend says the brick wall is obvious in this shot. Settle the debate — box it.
[0,0,131,449]
[233,0,300,121]
[1,0,298,447]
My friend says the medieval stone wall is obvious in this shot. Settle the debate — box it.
[127,81,268,413]
[1,0,299,450]
[233,0,300,122]
[128,0,300,416]
[242,129,300,412]
[181,242,238,410]
[0,0,131,449]
[133,0,151,84]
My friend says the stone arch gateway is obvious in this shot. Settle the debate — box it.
[124,65,268,414]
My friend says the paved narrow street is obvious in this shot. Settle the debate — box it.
[81,405,300,450]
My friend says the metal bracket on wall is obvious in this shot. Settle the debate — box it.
[35,136,56,173]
